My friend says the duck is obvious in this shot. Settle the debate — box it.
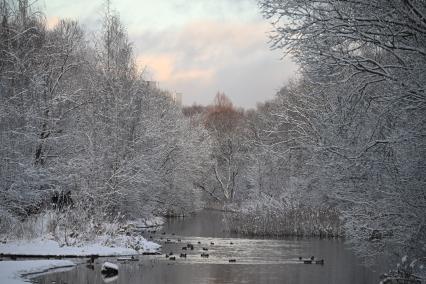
[87,255,98,264]
[315,259,324,265]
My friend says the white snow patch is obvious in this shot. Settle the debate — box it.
[0,260,75,284]
[98,234,161,253]
[101,261,119,271]
[142,216,164,227]
[142,239,161,253]
[0,236,159,256]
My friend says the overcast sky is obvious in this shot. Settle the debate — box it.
[42,0,297,108]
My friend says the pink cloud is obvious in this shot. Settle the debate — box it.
[134,19,293,107]
[136,20,269,83]
[136,54,176,81]
[136,53,214,83]
[46,16,60,30]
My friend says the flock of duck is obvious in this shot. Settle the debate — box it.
[145,230,324,265]
[163,240,238,263]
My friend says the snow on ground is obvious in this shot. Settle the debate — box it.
[141,216,164,227]
[104,234,161,253]
[0,260,75,284]
[0,238,136,256]
[0,236,160,256]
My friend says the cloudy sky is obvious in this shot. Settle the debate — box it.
[42,0,296,108]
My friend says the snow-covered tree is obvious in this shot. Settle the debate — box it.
[258,0,426,267]
[0,0,213,239]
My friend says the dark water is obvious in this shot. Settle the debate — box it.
[33,210,383,284]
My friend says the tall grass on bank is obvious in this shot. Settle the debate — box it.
[226,205,343,238]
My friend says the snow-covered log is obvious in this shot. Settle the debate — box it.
[101,262,119,276]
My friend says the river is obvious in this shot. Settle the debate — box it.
[34,210,383,283]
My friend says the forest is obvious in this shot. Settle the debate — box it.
[0,0,425,283]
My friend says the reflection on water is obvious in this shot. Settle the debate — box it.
[34,210,382,284]
[160,210,232,238]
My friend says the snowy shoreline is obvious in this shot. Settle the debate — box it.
[0,236,161,257]
[0,259,76,284]
[0,236,161,283]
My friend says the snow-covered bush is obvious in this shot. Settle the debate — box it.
[380,256,425,284]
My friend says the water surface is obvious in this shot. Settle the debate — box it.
[34,210,382,284]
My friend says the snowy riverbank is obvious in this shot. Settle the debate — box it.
[0,235,160,256]
[0,235,160,283]
[0,260,75,284]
